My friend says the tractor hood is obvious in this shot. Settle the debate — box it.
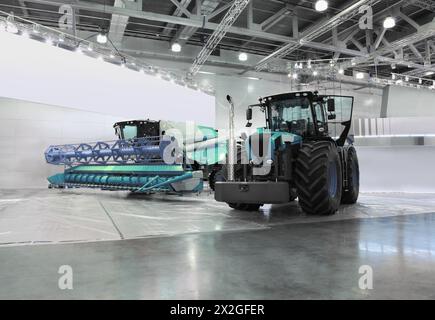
[246,129,302,164]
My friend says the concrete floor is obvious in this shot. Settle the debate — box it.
[0,189,435,299]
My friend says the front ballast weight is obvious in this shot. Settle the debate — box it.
[45,136,203,195]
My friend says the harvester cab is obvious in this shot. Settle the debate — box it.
[113,120,161,140]
[215,91,359,215]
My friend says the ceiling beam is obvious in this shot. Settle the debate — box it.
[162,0,192,37]
[169,0,192,18]
[108,0,136,46]
[408,0,435,12]
[260,5,292,31]
[171,0,221,46]
[254,0,382,70]
[189,0,251,76]
[206,2,232,20]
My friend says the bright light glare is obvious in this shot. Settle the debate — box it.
[383,16,396,29]
[315,0,328,12]
[96,33,107,44]
[171,42,182,53]
[238,52,248,61]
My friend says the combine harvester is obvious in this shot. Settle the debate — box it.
[45,120,227,194]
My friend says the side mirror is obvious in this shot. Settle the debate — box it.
[328,114,336,120]
[246,108,253,121]
[327,98,335,112]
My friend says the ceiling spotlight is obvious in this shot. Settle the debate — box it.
[356,72,364,79]
[96,30,107,44]
[396,79,403,85]
[292,73,298,80]
[391,64,396,70]
[405,76,410,82]
[238,52,248,62]
[315,0,328,12]
[419,78,423,84]
[6,15,19,34]
[351,59,356,66]
[425,71,434,76]
[171,42,182,53]
[383,16,396,29]
[313,70,319,76]
[338,68,345,75]
[392,74,396,80]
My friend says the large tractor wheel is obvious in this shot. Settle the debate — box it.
[341,146,360,204]
[295,141,343,215]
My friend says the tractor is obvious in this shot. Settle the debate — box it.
[214,91,359,215]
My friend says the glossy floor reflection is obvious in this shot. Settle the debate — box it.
[0,189,435,245]
[0,212,435,299]
[0,189,435,299]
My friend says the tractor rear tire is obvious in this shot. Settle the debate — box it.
[295,141,343,215]
[341,146,360,204]
[228,203,261,211]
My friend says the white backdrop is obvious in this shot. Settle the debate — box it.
[0,97,120,188]
[0,30,214,126]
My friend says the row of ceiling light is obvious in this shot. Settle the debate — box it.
[284,58,435,90]
[170,40,250,63]
[287,58,355,79]
[0,13,215,95]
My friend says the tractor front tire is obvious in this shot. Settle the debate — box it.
[341,146,360,204]
[295,141,343,215]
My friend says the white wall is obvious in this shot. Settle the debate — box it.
[0,97,120,188]
[214,75,383,131]
[0,29,215,126]
[358,146,435,192]
[385,85,435,118]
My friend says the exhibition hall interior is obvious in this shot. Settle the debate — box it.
[0,0,435,300]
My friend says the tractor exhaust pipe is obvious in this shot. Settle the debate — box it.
[227,95,235,182]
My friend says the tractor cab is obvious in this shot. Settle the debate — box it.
[246,91,354,146]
